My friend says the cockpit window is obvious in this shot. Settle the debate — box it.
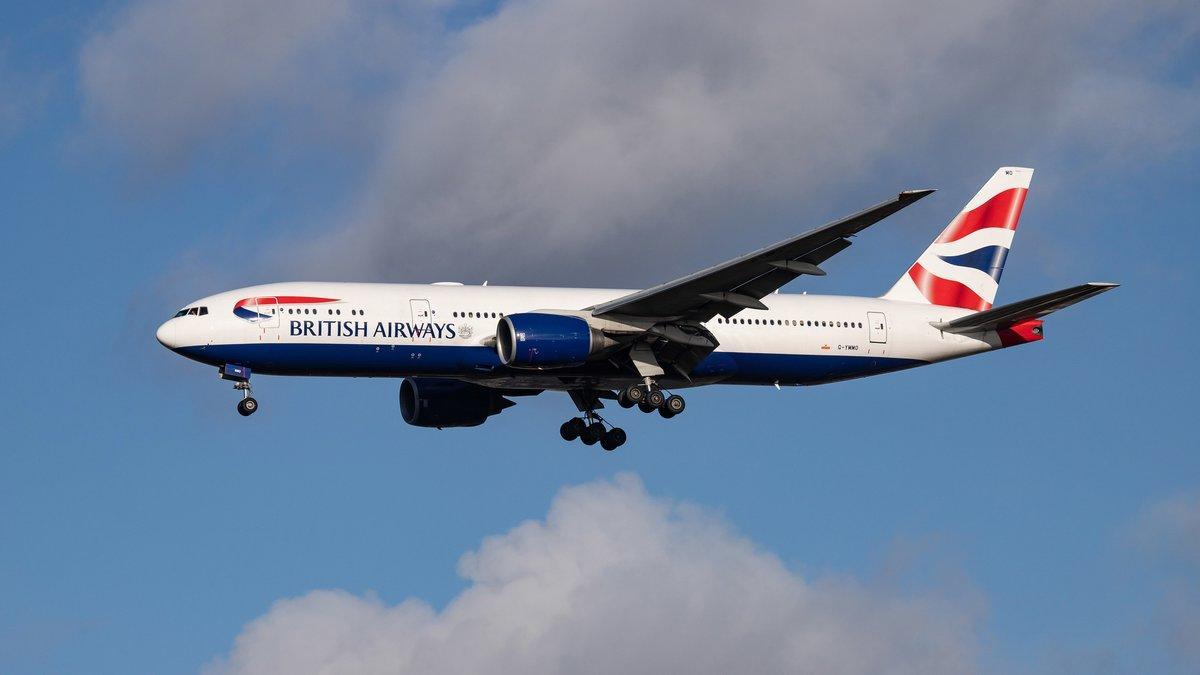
[174,306,209,318]
[174,309,188,318]
[198,307,208,316]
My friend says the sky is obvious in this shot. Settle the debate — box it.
[1,0,1199,673]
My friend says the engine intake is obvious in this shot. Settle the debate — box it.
[496,312,606,368]
[399,377,514,428]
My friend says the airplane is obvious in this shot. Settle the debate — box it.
[156,167,1116,450]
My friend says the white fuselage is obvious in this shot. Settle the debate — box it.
[156,282,1014,390]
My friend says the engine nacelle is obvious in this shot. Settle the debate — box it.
[496,312,610,368]
[399,377,514,428]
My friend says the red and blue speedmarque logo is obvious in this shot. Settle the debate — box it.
[233,296,341,322]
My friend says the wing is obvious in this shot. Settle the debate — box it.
[591,189,935,321]
[933,282,1118,333]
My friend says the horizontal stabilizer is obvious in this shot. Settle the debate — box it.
[933,282,1118,333]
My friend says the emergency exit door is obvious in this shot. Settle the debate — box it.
[410,299,432,342]
[867,311,887,344]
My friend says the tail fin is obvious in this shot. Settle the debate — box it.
[883,167,1033,311]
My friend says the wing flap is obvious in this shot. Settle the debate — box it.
[934,282,1118,333]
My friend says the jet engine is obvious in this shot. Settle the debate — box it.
[496,312,614,368]
[399,377,514,428]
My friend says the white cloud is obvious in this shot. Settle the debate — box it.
[78,0,1200,284]
[78,0,425,168]
[290,0,1200,283]
[204,474,980,674]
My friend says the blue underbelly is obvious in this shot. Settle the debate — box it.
[175,343,924,385]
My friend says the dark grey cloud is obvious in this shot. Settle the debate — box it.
[204,474,980,675]
[292,0,1199,285]
[78,0,430,169]
[79,0,1199,288]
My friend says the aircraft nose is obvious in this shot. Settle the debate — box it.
[156,320,180,350]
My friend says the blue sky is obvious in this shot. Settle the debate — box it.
[2,1,1199,673]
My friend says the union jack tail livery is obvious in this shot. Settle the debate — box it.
[883,167,1033,310]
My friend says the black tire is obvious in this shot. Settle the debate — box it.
[646,389,666,408]
[617,391,635,408]
[237,397,258,416]
[625,385,646,403]
[658,407,675,419]
[582,422,604,445]
[638,401,656,414]
[560,419,581,441]
[603,427,627,450]
[664,394,685,415]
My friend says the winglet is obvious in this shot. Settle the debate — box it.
[900,188,936,201]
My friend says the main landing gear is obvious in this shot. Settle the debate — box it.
[618,382,685,419]
[220,364,259,417]
[560,412,627,451]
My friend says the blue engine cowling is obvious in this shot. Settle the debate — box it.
[399,377,514,428]
[496,313,596,368]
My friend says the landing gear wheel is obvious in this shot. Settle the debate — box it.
[560,418,586,441]
[658,407,675,419]
[237,397,258,416]
[582,422,605,445]
[624,384,647,404]
[617,391,635,408]
[646,388,666,408]
[638,401,657,414]
[663,394,685,415]
[600,427,627,451]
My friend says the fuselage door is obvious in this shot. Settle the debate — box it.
[867,311,887,344]
[410,298,433,342]
[255,297,280,330]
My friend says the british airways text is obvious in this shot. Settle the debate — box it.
[289,320,458,339]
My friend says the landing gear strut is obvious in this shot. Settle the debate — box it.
[235,383,258,417]
[560,411,626,450]
[220,364,258,417]
[561,393,628,451]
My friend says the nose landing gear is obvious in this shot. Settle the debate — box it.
[235,383,258,417]
[220,364,259,417]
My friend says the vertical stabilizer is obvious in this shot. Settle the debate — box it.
[883,167,1033,310]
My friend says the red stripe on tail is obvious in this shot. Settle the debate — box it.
[935,188,1027,244]
[908,263,991,311]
